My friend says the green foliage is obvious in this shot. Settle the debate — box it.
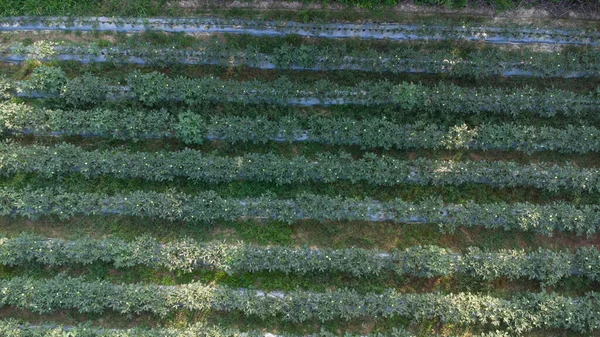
[0,14,598,337]
[0,0,171,16]
[493,0,513,10]
[60,72,109,108]
[5,101,600,154]
[1,187,600,235]
[0,0,586,17]
[175,110,206,144]
[414,0,463,8]
[5,233,594,284]
[399,246,455,278]
[575,246,600,281]
[462,247,574,286]
[11,68,599,118]
[0,319,500,337]
[19,66,66,95]
[2,142,600,193]
[0,77,11,101]
[27,40,58,60]
[5,35,600,78]
[0,274,599,333]
[126,70,176,106]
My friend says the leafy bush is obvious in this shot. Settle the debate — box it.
[126,70,174,106]
[60,73,109,108]
[20,66,66,95]
[28,40,58,60]
[175,110,206,144]
[400,246,455,278]
[0,77,11,100]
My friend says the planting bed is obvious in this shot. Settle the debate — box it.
[0,2,600,337]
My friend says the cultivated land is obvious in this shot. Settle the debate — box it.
[0,0,600,336]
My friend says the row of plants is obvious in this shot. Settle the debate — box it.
[0,102,173,142]
[3,233,600,284]
[174,116,600,153]
[1,274,599,333]
[9,67,600,115]
[5,41,600,78]
[4,102,600,153]
[0,320,510,337]
[3,142,600,191]
[1,16,598,45]
[2,187,600,235]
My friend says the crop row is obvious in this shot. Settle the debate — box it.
[2,142,599,192]
[0,16,598,45]
[0,274,598,333]
[3,233,600,284]
[9,67,599,115]
[0,320,511,337]
[2,188,600,235]
[4,41,600,78]
[3,102,600,154]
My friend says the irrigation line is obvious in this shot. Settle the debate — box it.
[1,16,598,46]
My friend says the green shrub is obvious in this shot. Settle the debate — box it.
[0,77,11,100]
[175,110,206,144]
[61,73,109,108]
[20,66,66,95]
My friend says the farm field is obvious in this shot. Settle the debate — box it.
[1,0,600,336]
